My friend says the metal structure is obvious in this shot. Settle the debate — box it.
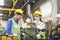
[0,0,23,20]
[0,0,18,15]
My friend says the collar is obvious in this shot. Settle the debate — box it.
[33,21,41,25]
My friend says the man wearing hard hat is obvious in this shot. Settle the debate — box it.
[6,9,24,40]
[33,10,46,40]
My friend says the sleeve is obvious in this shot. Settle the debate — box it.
[6,19,12,35]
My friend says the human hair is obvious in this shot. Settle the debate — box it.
[40,15,42,22]
[15,12,22,15]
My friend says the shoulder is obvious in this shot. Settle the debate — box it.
[8,18,12,21]
[7,18,12,25]
[7,18,12,23]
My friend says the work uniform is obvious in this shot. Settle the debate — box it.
[6,18,22,40]
[33,21,46,40]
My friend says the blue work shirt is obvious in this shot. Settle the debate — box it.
[6,18,18,35]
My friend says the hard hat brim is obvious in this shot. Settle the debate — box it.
[15,12,24,16]
[33,14,42,16]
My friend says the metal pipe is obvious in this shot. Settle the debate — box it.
[12,0,18,8]
[21,0,30,9]
[27,4,33,21]
[0,8,17,11]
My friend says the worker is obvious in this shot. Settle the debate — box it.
[33,10,46,40]
[6,9,24,40]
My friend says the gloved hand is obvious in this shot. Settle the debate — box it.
[36,34,41,39]
[13,34,18,36]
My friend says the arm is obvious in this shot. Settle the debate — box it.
[6,19,12,35]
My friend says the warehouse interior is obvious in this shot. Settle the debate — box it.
[0,0,60,40]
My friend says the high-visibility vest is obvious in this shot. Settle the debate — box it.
[36,22,46,39]
[11,18,21,34]
[11,18,21,40]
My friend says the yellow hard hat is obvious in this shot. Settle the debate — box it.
[15,9,24,15]
[33,10,42,16]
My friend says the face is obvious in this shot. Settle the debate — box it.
[34,15,41,21]
[16,14,22,20]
